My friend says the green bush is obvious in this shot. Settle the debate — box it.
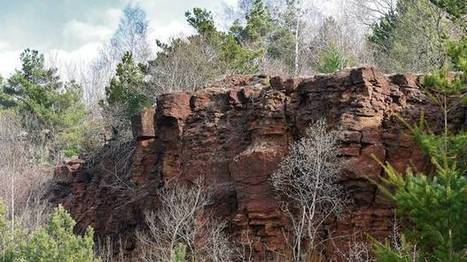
[317,45,350,73]
[1,203,98,262]
[171,243,187,262]
[104,51,153,119]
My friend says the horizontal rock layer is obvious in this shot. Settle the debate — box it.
[51,67,465,260]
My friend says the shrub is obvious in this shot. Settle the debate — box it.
[0,203,98,262]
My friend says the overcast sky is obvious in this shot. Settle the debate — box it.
[0,0,242,77]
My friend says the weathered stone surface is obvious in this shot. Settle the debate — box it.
[131,107,156,139]
[50,68,465,260]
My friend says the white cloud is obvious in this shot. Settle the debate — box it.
[0,43,103,80]
[103,8,123,25]
[148,20,195,43]
[62,8,122,47]
[0,41,10,50]
[63,20,114,44]
[0,50,21,77]
[45,42,103,81]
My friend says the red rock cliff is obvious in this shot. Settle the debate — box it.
[51,67,465,260]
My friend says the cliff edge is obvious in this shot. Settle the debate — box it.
[51,67,465,260]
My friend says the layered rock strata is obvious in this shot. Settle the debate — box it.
[52,67,465,260]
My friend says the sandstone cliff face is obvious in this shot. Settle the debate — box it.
[51,67,464,260]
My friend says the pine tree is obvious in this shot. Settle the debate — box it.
[0,49,86,158]
[373,3,467,259]
[105,51,152,119]
[183,7,261,74]
[368,0,458,73]
[19,205,95,262]
[0,203,97,261]
[185,8,217,36]
[429,0,466,18]
[243,0,273,45]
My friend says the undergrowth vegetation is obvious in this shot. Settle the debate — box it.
[0,0,465,261]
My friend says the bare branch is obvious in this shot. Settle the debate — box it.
[271,119,349,261]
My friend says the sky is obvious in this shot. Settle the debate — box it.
[0,0,344,78]
[0,0,239,78]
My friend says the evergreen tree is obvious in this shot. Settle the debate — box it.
[313,17,353,73]
[317,45,349,73]
[185,8,217,36]
[18,206,96,261]
[242,0,273,45]
[104,51,152,119]
[429,0,466,18]
[1,203,97,261]
[265,1,297,72]
[0,49,86,158]
[368,0,457,73]
[86,4,152,106]
[183,7,261,74]
[373,3,466,260]
[368,7,398,55]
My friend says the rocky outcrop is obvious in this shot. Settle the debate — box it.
[51,67,465,260]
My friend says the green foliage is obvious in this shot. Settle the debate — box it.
[266,2,300,72]
[229,0,278,69]
[373,2,466,258]
[369,7,398,55]
[310,17,355,74]
[242,0,272,45]
[429,0,466,18]
[376,160,466,261]
[267,25,295,68]
[182,7,262,75]
[0,201,5,231]
[175,1,315,76]
[59,119,104,158]
[219,34,263,74]
[410,123,467,171]
[317,44,350,74]
[0,203,97,262]
[152,37,227,91]
[0,49,86,158]
[105,51,153,118]
[171,243,187,262]
[185,8,216,35]
[372,235,421,262]
[447,38,467,72]
[368,0,456,73]
[1,49,85,128]
[20,206,96,261]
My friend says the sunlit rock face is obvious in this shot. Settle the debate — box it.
[51,67,465,260]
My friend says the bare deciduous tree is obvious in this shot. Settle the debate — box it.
[341,241,373,262]
[146,36,227,98]
[0,112,51,234]
[271,119,348,261]
[73,4,153,108]
[331,233,374,262]
[136,180,235,262]
[347,0,397,26]
[95,236,126,262]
